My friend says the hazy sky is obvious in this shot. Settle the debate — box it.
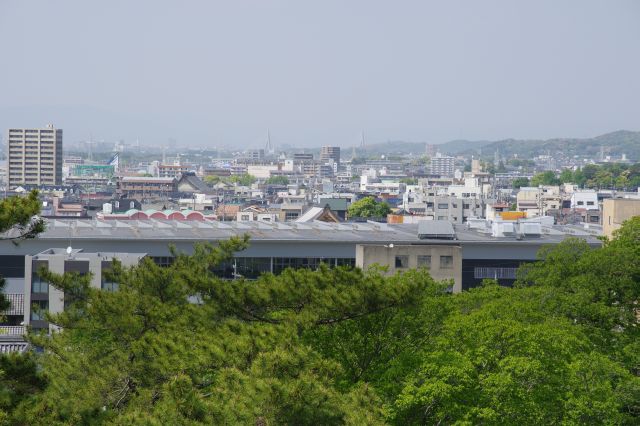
[1,0,639,148]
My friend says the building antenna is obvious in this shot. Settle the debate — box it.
[360,130,365,149]
[265,129,273,153]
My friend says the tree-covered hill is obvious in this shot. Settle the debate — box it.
[458,130,640,160]
[353,130,640,160]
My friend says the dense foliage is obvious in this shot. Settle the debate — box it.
[230,174,258,186]
[560,163,640,190]
[0,190,45,241]
[204,174,258,187]
[517,164,640,190]
[511,177,530,189]
[347,197,392,219]
[1,218,639,424]
[265,175,290,185]
[530,170,561,187]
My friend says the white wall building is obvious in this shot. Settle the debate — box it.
[570,191,599,210]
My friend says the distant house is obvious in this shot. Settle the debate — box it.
[117,177,177,200]
[216,204,241,221]
[177,172,214,195]
[296,205,341,223]
[316,198,349,220]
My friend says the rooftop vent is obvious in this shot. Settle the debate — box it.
[491,221,515,238]
[520,222,542,237]
[418,220,456,240]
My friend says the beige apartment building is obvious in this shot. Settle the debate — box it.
[602,198,640,238]
[516,186,561,217]
[7,125,63,188]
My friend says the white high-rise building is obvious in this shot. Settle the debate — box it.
[429,153,455,177]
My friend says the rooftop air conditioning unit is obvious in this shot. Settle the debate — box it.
[520,222,542,236]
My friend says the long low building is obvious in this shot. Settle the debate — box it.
[0,218,601,293]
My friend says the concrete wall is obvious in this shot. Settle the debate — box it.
[603,199,640,238]
[356,244,462,292]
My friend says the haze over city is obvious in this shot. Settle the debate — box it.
[1,0,639,147]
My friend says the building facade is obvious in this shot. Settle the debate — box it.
[116,176,177,200]
[602,198,640,238]
[7,125,63,188]
[320,146,340,164]
[24,249,146,332]
[429,153,455,177]
[356,244,462,292]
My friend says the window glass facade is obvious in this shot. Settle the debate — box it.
[31,260,49,294]
[207,257,355,278]
[31,273,49,294]
[30,300,48,321]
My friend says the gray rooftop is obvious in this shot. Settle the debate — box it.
[30,219,602,246]
[418,220,456,240]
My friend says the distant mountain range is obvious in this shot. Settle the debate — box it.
[361,130,640,161]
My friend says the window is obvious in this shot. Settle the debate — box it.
[272,257,334,275]
[30,300,48,321]
[101,272,118,292]
[440,255,454,269]
[395,256,409,268]
[463,203,470,209]
[474,267,517,279]
[437,203,448,209]
[417,255,431,268]
[285,211,299,221]
[577,201,584,205]
[152,256,175,267]
[31,273,49,294]
[336,258,356,268]
[437,216,447,220]
[587,201,594,206]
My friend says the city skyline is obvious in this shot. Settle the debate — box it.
[1,0,639,147]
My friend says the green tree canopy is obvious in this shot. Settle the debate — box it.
[0,190,44,240]
[512,177,530,189]
[229,174,257,186]
[11,237,441,424]
[559,168,574,183]
[347,197,392,219]
[2,216,640,424]
[203,175,222,186]
[265,175,290,185]
[530,171,560,186]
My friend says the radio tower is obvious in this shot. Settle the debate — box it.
[265,129,274,155]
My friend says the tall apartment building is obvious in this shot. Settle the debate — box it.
[320,146,340,164]
[7,125,63,188]
[429,153,455,177]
